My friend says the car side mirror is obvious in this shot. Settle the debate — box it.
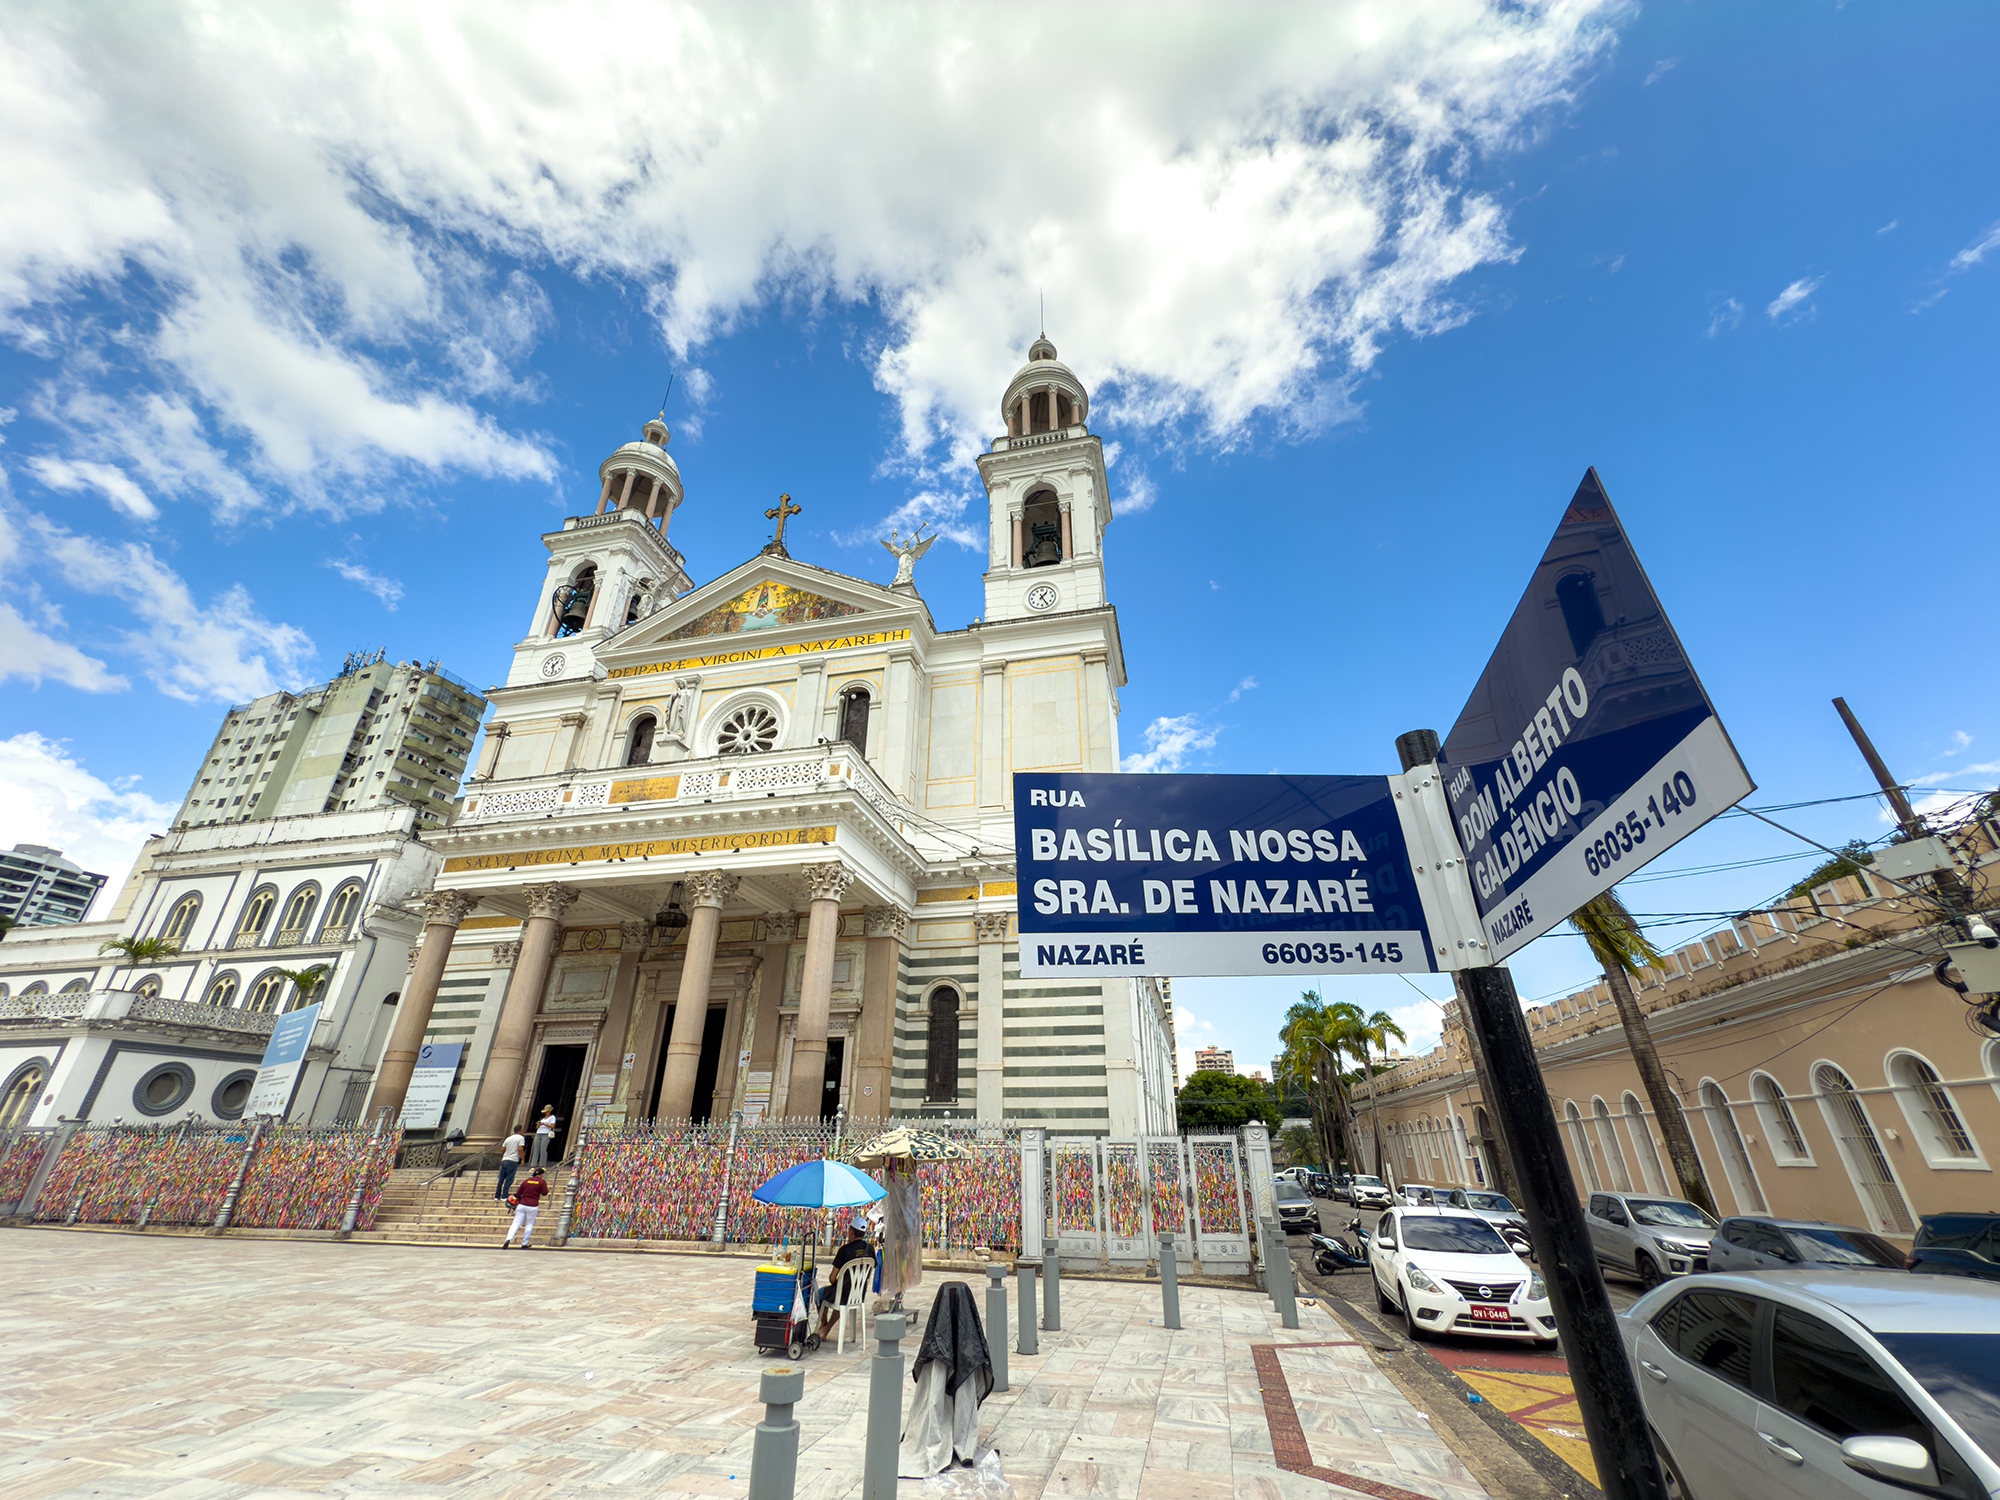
[1840,1436,1936,1489]
[1608,1211,1628,1226]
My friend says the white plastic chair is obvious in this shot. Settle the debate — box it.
[830,1256,875,1354]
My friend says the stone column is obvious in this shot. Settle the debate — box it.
[975,911,1009,1122]
[367,890,478,1121]
[1017,395,1029,438]
[745,914,793,1120]
[656,871,738,1119]
[559,711,590,770]
[596,472,616,514]
[594,921,647,1123]
[466,883,578,1147]
[1058,498,1074,560]
[617,468,637,509]
[1010,508,1023,568]
[645,474,664,521]
[855,905,908,1121]
[708,977,750,1120]
[780,862,855,1119]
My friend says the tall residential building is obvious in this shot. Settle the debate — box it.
[1193,1048,1235,1075]
[175,654,488,833]
[0,845,108,928]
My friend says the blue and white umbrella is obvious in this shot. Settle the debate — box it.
[751,1158,886,1209]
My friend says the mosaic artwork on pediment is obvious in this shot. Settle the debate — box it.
[667,581,866,639]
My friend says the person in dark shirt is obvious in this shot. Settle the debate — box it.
[502,1168,549,1249]
[819,1215,876,1333]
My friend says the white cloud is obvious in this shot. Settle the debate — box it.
[1877,219,1899,235]
[1706,297,1743,337]
[0,733,178,906]
[1228,676,1258,703]
[1910,758,2000,789]
[1947,730,1973,754]
[1643,59,1676,85]
[25,512,315,702]
[25,454,158,520]
[1949,220,2000,272]
[1122,712,1219,773]
[327,558,404,610]
[0,3,1623,518]
[1112,472,1158,517]
[0,505,127,693]
[1766,276,1824,324]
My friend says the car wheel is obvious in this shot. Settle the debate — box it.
[1650,1429,1693,1500]
[1377,1274,1397,1315]
[1636,1252,1664,1290]
[1402,1288,1429,1343]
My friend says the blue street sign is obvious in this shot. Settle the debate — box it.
[1437,469,1754,960]
[1013,771,1437,977]
[246,1001,323,1117]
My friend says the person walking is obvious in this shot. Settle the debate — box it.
[529,1105,560,1169]
[502,1167,549,1249]
[495,1126,525,1201]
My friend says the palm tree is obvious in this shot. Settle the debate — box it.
[98,935,182,962]
[1571,889,1716,1216]
[274,964,331,1011]
[1278,993,1365,1171]
[1352,1010,1406,1187]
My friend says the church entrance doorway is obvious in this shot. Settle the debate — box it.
[646,1004,730,1122]
[530,1044,587,1161]
[819,1037,845,1120]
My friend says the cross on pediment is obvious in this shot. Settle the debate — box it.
[763,493,802,556]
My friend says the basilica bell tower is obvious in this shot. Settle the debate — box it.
[975,336,1115,624]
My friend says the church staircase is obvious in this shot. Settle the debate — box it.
[355,1164,573,1247]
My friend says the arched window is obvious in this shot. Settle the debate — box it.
[202,971,240,1008]
[21,982,48,997]
[133,974,164,1000]
[1888,1052,1980,1165]
[553,564,597,636]
[1813,1064,1915,1234]
[1592,1098,1633,1192]
[276,884,318,944]
[234,886,278,946]
[838,687,871,756]
[626,714,657,767]
[1699,1082,1766,1213]
[1472,1106,1497,1188]
[244,971,288,1014]
[161,893,201,944]
[1622,1092,1667,1193]
[319,882,364,941]
[0,1060,46,1127]
[0,984,9,1001]
[59,978,89,995]
[1751,1074,1811,1164]
[1564,1101,1603,1192]
[925,986,961,1102]
[1022,489,1064,567]
[714,701,781,756]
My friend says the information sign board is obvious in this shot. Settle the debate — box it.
[1437,469,1754,959]
[245,1002,322,1118]
[398,1042,463,1130]
[1014,771,1435,977]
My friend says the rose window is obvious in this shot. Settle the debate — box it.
[715,704,780,755]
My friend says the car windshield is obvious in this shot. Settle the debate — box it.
[1400,1216,1512,1255]
[1629,1199,1719,1230]
[1784,1226,1905,1267]
[1352,1176,1384,1188]
[1875,1334,2000,1463]
[1463,1193,1515,1212]
[1276,1185,1310,1203]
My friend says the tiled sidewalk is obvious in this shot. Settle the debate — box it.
[3,1231,1488,1500]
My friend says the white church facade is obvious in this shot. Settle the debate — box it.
[366,339,1178,1149]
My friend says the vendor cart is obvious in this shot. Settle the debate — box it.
[751,1249,821,1360]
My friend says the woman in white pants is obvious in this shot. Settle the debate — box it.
[503,1168,548,1248]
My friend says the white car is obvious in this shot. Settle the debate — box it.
[1368,1207,1558,1347]
[1348,1174,1393,1210]
[1619,1269,2000,1500]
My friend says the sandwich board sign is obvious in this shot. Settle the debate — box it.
[1014,771,1436,977]
[245,1002,322,1118]
[1436,468,1754,960]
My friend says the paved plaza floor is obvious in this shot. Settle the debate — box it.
[6,1230,1491,1500]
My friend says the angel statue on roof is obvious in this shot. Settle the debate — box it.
[881,525,937,587]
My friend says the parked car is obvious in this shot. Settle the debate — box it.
[1275,1180,1320,1236]
[1446,1189,1533,1258]
[1368,1207,1557,1347]
[1401,1183,1443,1207]
[1708,1217,1906,1274]
[1348,1174,1393,1210]
[1585,1192,1718,1288]
[1307,1171,1334,1199]
[1332,1174,1354,1203]
[1618,1269,2000,1500]
[1274,1166,1312,1189]
[1908,1212,2000,1284]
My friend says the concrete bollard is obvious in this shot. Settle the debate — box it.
[985,1264,1010,1392]
[1262,1217,1300,1330]
[1043,1237,1062,1331]
[1158,1232,1183,1331]
[1016,1258,1040,1356]
[862,1313,907,1500]
[749,1367,804,1500]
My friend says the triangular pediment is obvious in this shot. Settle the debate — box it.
[665,578,865,640]
[603,553,927,664]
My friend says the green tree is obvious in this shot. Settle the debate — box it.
[1571,889,1716,1216]
[273,964,331,1011]
[1277,1124,1319,1167]
[98,935,182,963]
[1352,1010,1406,1186]
[1175,1070,1280,1131]
[1276,992,1364,1170]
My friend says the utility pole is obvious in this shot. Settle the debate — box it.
[1832,697,1974,919]
[1398,729,1666,1500]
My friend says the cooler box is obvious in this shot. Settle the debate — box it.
[753,1265,797,1313]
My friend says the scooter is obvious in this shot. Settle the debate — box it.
[1310,1231,1367,1274]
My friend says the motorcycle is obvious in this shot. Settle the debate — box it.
[1310,1231,1367,1274]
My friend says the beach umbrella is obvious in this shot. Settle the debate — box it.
[751,1158,886,1208]
[850,1128,970,1167]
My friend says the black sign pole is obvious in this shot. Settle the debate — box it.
[1397,728,1666,1500]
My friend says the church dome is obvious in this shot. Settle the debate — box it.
[1000,336,1088,435]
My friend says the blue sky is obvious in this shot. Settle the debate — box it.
[3,3,1995,1078]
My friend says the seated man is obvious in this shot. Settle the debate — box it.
[819,1215,876,1332]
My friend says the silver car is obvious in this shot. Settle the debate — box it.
[1585,1191,1718,1288]
[1618,1269,2000,1500]
[1708,1217,1907,1274]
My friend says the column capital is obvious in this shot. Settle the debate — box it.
[487,720,510,736]
[522,883,582,921]
[492,940,522,965]
[685,870,740,910]
[975,912,1011,944]
[864,905,911,941]
[558,710,589,728]
[620,920,649,949]
[802,861,856,904]
[757,913,796,944]
[419,889,480,927]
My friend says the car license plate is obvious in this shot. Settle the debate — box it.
[1468,1305,1511,1324]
